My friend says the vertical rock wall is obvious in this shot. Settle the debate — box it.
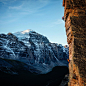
[63,0,86,86]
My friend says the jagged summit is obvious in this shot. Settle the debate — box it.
[13,29,50,46]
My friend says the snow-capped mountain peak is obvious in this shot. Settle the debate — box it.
[21,29,33,34]
[0,29,69,74]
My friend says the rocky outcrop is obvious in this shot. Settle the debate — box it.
[59,74,69,86]
[63,0,86,86]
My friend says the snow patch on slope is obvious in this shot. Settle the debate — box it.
[13,29,33,47]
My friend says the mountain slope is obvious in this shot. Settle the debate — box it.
[0,64,68,86]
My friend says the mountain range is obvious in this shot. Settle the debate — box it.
[0,29,69,86]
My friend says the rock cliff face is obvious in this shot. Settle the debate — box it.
[0,29,69,74]
[63,0,86,86]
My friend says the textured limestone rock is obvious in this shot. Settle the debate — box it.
[63,0,86,86]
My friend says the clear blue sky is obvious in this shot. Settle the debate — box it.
[0,0,67,46]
